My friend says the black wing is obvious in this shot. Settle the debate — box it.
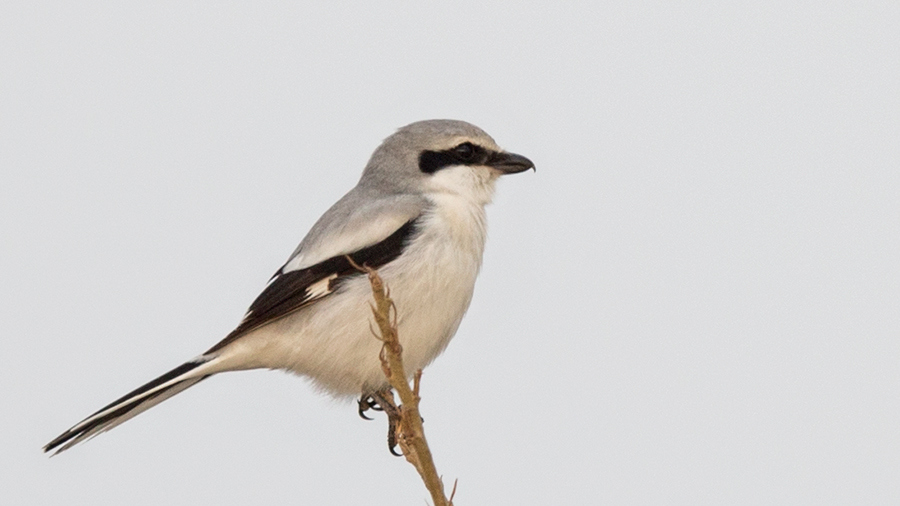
[206,218,420,354]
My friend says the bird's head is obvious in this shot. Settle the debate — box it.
[361,119,534,205]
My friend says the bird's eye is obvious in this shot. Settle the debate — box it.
[452,142,477,161]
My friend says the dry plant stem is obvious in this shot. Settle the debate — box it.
[360,263,452,506]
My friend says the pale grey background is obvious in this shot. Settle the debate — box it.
[2,1,898,505]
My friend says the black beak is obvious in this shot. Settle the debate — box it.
[487,151,535,174]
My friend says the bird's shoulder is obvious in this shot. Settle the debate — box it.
[205,190,428,354]
[285,188,429,271]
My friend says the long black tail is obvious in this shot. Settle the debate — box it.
[44,358,215,455]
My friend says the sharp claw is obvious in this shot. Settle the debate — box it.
[357,395,376,420]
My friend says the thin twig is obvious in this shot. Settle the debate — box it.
[356,262,453,506]
[450,479,459,504]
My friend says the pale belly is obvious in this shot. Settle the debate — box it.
[215,215,485,397]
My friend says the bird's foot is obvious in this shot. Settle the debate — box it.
[359,388,403,456]
[357,394,384,420]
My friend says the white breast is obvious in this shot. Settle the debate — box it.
[215,191,491,397]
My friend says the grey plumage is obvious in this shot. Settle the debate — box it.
[44,119,533,455]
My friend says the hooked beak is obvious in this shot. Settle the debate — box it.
[487,151,535,175]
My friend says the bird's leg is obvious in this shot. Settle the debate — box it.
[372,389,403,456]
[359,388,403,456]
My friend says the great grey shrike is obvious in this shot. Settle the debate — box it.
[44,119,533,454]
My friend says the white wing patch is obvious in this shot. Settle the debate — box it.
[306,273,337,299]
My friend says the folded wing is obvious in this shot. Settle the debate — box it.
[207,216,421,353]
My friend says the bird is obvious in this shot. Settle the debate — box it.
[44,119,533,455]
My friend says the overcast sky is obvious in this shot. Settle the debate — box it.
[2,2,898,505]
